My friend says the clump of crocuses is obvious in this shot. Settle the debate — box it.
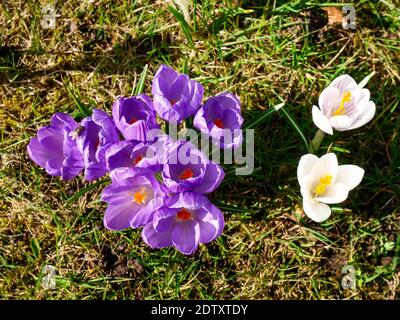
[297,73,376,223]
[27,65,244,255]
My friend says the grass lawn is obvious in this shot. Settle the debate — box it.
[0,0,399,299]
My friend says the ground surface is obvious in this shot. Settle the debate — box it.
[0,0,399,299]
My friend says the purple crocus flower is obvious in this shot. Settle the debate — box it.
[105,140,162,173]
[27,112,84,180]
[142,192,224,255]
[76,109,120,181]
[152,64,204,122]
[101,168,167,230]
[112,94,159,141]
[194,92,243,149]
[162,140,225,194]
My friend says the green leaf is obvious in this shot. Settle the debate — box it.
[65,83,92,117]
[358,71,376,89]
[168,5,194,48]
[30,238,40,260]
[279,106,309,150]
[391,234,400,272]
[134,64,148,95]
[65,179,109,204]
[244,102,284,129]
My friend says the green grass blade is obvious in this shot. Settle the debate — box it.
[244,102,284,129]
[168,5,194,48]
[65,83,92,117]
[279,106,309,150]
[65,179,109,205]
[358,71,376,89]
[392,234,400,272]
[134,64,148,95]
[30,238,40,260]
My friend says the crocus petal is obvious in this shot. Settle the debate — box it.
[303,199,331,223]
[169,74,190,101]
[122,120,150,141]
[312,105,333,135]
[103,202,135,231]
[347,100,376,130]
[167,192,209,210]
[27,112,84,180]
[311,153,338,181]
[152,64,179,96]
[152,65,204,122]
[106,141,136,170]
[335,165,365,191]
[318,87,340,116]
[193,162,225,193]
[329,115,353,130]
[142,221,173,249]
[92,109,120,142]
[329,74,357,92]
[109,167,152,184]
[198,205,224,243]
[130,205,155,229]
[45,158,63,176]
[153,209,176,233]
[193,107,208,133]
[153,95,182,122]
[101,183,133,205]
[50,112,78,131]
[217,92,241,112]
[315,182,349,204]
[84,161,108,181]
[112,96,158,141]
[185,80,204,118]
[27,137,58,168]
[297,154,319,184]
[61,148,85,180]
[299,174,314,202]
[172,220,200,255]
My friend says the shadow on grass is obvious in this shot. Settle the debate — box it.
[0,33,172,85]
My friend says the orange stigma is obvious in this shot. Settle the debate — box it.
[129,117,138,125]
[177,208,191,221]
[213,118,224,128]
[133,154,144,166]
[169,99,177,106]
[131,190,146,204]
[179,168,194,180]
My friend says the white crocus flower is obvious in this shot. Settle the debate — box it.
[297,153,364,222]
[312,74,376,135]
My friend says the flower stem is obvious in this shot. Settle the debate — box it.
[308,129,325,154]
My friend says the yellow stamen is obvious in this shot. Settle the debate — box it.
[314,174,332,196]
[333,91,352,116]
[130,188,147,205]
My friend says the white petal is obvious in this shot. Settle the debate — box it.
[336,165,365,191]
[297,154,319,184]
[316,183,349,204]
[312,153,338,181]
[319,87,340,115]
[353,88,370,105]
[329,74,357,93]
[303,199,332,222]
[299,174,314,202]
[347,100,376,130]
[312,105,333,135]
[329,115,353,131]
